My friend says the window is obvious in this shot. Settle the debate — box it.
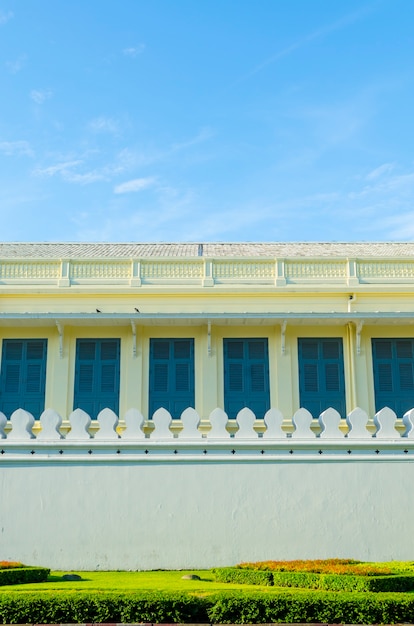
[223,338,270,419]
[298,338,346,417]
[73,339,120,418]
[372,338,414,417]
[0,339,47,418]
[149,338,194,419]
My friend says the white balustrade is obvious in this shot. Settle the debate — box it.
[3,257,414,287]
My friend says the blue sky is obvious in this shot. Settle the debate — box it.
[1,0,413,242]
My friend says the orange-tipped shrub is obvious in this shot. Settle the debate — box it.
[237,558,393,576]
[0,562,23,570]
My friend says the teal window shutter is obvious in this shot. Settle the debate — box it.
[0,339,47,418]
[298,338,346,417]
[372,338,414,417]
[223,338,270,419]
[149,338,195,419]
[74,339,120,419]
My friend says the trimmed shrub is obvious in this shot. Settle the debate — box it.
[271,571,414,592]
[2,589,414,624]
[215,566,414,592]
[0,561,23,569]
[0,592,210,624]
[206,590,414,624]
[0,567,50,586]
[213,567,273,586]
[238,558,393,575]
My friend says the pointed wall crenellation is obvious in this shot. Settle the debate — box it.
[208,407,230,438]
[262,408,285,439]
[291,408,315,439]
[66,408,92,440]
[346,407,371,439]
[374,407,399,439]
[94,408,119,440]
[0,412,7,439]
[121,408,145,439]
[37,408,63,440]
[403,409,414,438]
[0,405,410,443]
[319,408,342,439]
[8,409,35,440]
[234,407,257,439]
[151,407,174,439]
[179,407,202,439]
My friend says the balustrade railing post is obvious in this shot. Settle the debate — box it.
[130,259,142,286]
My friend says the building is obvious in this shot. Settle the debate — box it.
[1,241,414,569]
[1,241,414,424]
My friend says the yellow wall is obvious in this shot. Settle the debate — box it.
[2,319,413,420]
[1,285,414,421]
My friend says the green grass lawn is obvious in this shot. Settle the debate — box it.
[4,562,414,595]
[3,567,414,624]
[2,569,323,595]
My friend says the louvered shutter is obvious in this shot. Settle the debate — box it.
[298,338,346,417]
[149,339,194,419]
[223,338,270,418]
[0,339,47,418]
[74,339,120,418]
[372,338,414,416]
[154,363,169,392]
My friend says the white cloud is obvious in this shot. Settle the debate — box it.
[0,10,13,24]
[114,177,156,194]
[30,89,53,104]
[32,151,137,186]
[33,160,83,177]
[5,55,27,74]
[366,163,395,181]
[233,4,376,85]
[382,213,414,240]
[88,116,120,134]
[171,127,215,152]
[123,44,145,57]
[0,141,33,157]
[33,159,107,185]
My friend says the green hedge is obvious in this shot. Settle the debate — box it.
[271,571,414,592]
[0,567,50,586]
[207,591,414,624]
[213,567,273,586]
[0,592,210,624]
[214,567,414,592]
[2,590,414,624]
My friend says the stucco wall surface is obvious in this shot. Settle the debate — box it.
[1,459,413,570]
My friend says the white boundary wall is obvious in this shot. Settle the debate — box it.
[1,406,414,569]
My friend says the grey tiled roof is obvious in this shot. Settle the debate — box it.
[0,242,413,259]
